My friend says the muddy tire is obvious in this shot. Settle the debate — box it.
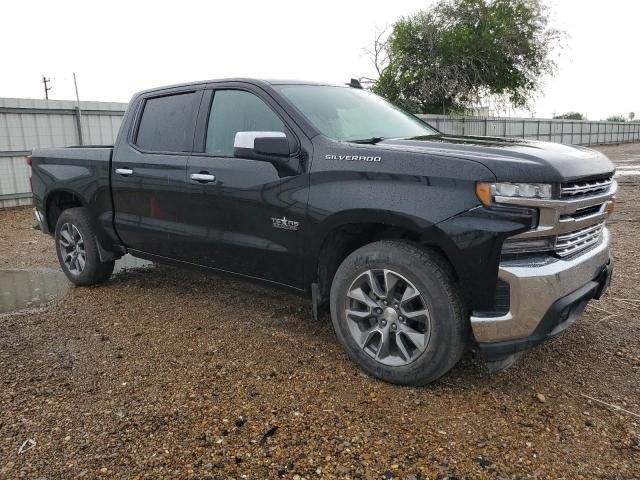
[55,207,114,286]
[330,240,468,386]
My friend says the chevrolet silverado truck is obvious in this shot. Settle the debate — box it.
[29,79,615,385]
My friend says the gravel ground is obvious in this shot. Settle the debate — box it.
[0,208,57,270]
[1,144,639,479]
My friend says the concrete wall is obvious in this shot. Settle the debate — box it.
[0,97,126,208]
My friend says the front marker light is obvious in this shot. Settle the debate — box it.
[476,182,553,206]
[476,183,493,206]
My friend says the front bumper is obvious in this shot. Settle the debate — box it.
[472,228,612,359]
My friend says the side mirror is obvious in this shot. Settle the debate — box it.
[233,131,291,160]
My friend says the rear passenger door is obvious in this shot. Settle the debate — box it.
[111,89,202,257]
[171,84,307,287]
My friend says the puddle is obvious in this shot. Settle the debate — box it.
[616,165,640,174]
[0,269,68,314]
[113,254,153,274]
[0,255,152,314]
[616,170,640,176]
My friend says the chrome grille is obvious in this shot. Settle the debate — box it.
[562,176,613,198]
[555,223,604,257]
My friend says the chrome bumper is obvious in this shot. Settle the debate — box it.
[471,228,611,344]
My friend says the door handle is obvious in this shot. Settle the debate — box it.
[190,173,216,183]
[115,168,134,176]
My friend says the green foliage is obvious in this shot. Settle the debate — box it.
[605,115,627,123]
[553,112,584,120]
[369,0,561,114]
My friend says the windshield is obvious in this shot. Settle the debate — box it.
[274,85,438,142]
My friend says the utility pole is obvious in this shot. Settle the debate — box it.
[42,75,51,99]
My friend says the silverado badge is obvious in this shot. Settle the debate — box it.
[325,154,381,162]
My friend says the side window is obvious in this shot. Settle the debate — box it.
[135,92,198,152]
[206,90,285,157]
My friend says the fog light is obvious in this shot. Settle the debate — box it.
[501,237,555,254]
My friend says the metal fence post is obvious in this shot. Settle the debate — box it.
[628,123,631,143]
[74,106,84,146]
[484,118,487,136]
[522,119,525,139]
[571,121,574,145]
[560,121,564,144]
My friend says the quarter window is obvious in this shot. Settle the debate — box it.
[135,92,199,152]
[206,90,285,157]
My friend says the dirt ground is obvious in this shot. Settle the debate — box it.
[0,144,638,479]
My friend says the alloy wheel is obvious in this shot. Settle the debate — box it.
[58,223,86,275]
[344,269,431,367]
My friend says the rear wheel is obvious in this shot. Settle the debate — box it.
[330,240,467,385]
[55,208,114,286]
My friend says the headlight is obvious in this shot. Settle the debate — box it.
[476,182,553,205]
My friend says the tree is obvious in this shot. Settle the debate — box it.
[365,0,562,114]
[606,115,627,122]
[553,112,584,120]
[630,112,635,121]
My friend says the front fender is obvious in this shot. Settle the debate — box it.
[431,205,535,311]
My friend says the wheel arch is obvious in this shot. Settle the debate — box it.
[310,209,462,307]
[44,189,87,233]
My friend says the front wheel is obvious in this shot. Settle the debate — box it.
[330,240,468,386]
[55,207,115,286]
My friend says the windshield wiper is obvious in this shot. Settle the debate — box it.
[347,136,386,144]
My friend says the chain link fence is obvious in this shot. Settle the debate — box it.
[417,115,640,146]
[1,102,639,209]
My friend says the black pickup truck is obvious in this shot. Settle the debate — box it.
[29,79,615,385]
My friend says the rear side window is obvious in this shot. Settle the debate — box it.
[206,90,285,157]
[135,92,199,152]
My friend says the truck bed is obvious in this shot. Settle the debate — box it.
[30,146,115,237]
[32,145,113,164]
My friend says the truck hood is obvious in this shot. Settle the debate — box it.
[375,135,615,182]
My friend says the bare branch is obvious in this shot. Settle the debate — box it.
[362,27,391,80]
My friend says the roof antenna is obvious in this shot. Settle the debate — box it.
[346,78,363,89]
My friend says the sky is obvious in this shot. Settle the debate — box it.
[1,0,638,120]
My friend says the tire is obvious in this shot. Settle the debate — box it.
[54,207,115,286]
[330,240,468,386]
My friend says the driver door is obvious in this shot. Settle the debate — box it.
[170,86,307,288]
